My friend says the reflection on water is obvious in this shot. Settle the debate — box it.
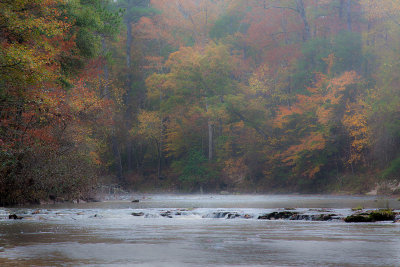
[0,195,399,266]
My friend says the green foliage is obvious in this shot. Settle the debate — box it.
[331,31,363,74]
[61,0,122,76]
[210,14,247,40]
[116,0,158,23]
[382,156,400,180]
[76,27,101,58]
[173,149,212,185]
[294,31,363,90]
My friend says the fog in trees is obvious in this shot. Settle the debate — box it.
[2,0,400,204]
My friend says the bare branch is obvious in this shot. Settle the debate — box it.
[0,60,22,69]
[264,5,299,13]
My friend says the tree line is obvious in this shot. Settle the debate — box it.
[1,0,400,204]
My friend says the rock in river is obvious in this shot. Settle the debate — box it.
[9,214,23,220]
[258,211,298,220]
[344,209,396,223]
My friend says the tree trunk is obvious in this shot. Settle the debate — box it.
[126,20,133,171]
[295,0,311,41]
[206,100,213,161]
[102,38,109,96]
[157,142,162,179]
[281,14,289,45]
[339,0,345,19]
[126,20,132,71]
[103,37,123,180]
[112,136,123,180]
[346,0,352,31]
[157,116,163,179]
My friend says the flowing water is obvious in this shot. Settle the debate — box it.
[0,195,399,266]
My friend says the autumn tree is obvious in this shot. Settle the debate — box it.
[0,0,122,205]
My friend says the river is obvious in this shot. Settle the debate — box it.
[0,195,399,266]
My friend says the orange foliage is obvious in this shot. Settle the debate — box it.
[274,70,360,127]
[139,0,227,47]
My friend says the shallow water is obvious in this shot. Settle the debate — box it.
[0,195,399,266]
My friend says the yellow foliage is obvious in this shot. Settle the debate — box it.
[133,110,162,141]
[342,99,371,165]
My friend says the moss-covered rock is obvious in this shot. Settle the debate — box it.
[369,209,395,221]
[344,214,374,222]
[345,209,395,223]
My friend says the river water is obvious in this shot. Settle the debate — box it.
[0,195,399,266]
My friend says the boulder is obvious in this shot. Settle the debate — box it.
[258,211,298,220]
[344,214,374,223]
[160,211,173,218]
[9,214,23,220]
[311,214,337,221]
[369,209,395,221]
[226,213,240,219]
[345,209,396,223]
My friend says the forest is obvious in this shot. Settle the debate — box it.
[1,0,400,205]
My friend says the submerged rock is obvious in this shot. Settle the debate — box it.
[258,211,338,221]
[203,211,240,219]
[160,211,173,218]
[226,213,240,219]
[311,214,338,221]
[144,213,159,218]
[258,211,298,220]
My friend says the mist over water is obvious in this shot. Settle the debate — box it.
[1,195,399,266]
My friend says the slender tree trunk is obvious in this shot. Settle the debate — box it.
[103,38,123,180]
[295,0,311,41]
[206,100,213,161]
[158,99,163,179]
[281,14,289,45]
[102,38,109,96]
[208,121,213,161]
[126,20,133,171]
[346,0,352,31]
[339,0,345,19]
[157,147,162,179]
[112,136,123,179]
[126,20,132,71]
